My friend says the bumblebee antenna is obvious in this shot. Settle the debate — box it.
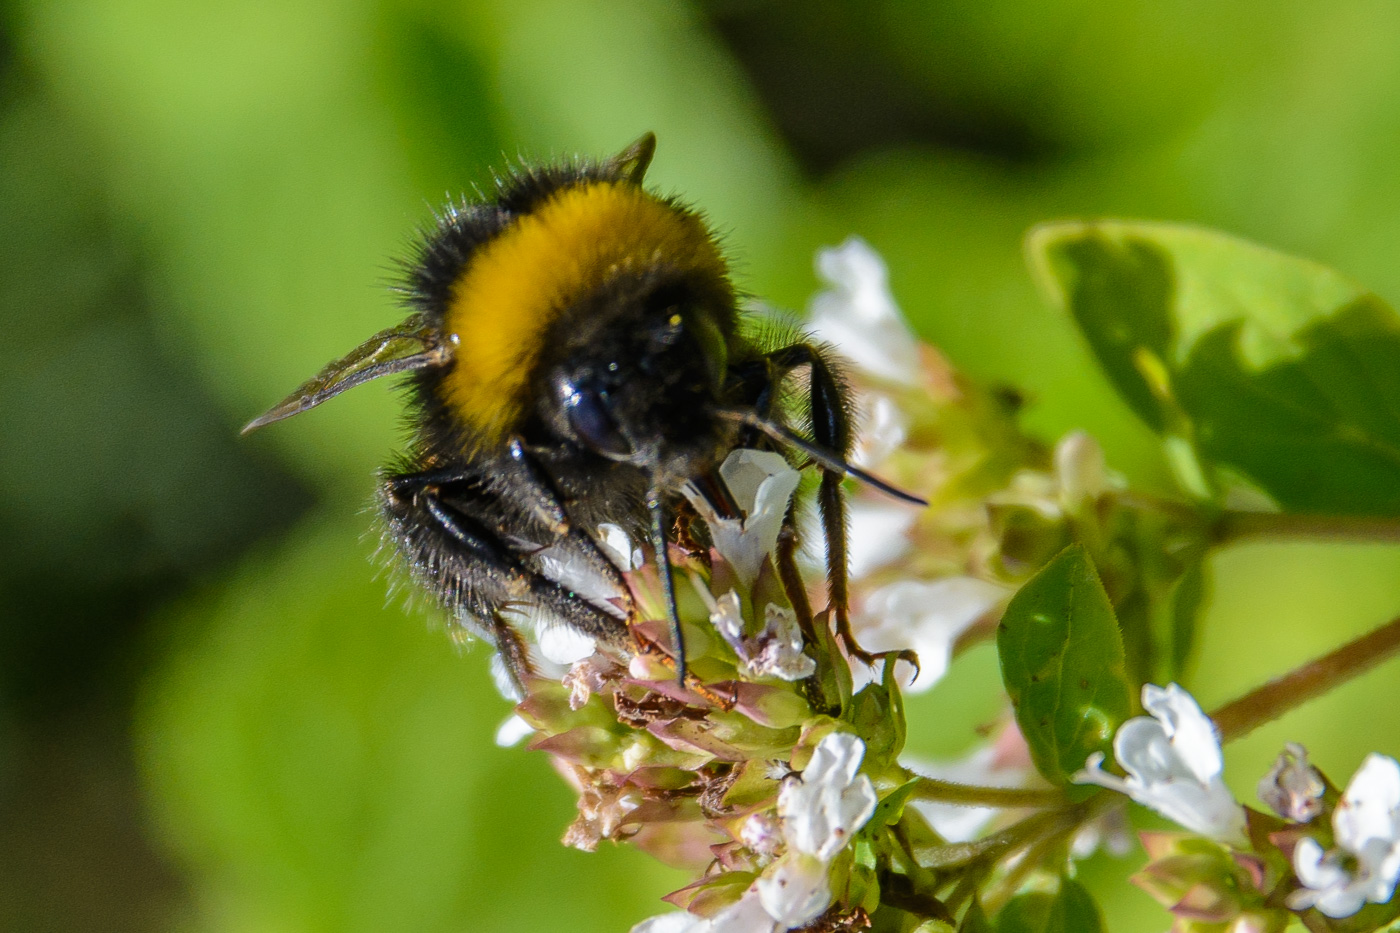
[646,487,687,685]
[716,409,928,507]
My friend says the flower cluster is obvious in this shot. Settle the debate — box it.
[479,238,1400,933]
[1073,681,1400,930]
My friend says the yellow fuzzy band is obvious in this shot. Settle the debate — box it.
[439,181,725,442]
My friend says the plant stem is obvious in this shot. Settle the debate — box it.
[1213,511,1400,544]
[909,777,1066,809]
[1213,613,1400,742]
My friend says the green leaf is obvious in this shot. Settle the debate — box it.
[1028,220,1400,515]
[997,545,1132,787]
[1045,879,1104,933]
[996,892,1054,933]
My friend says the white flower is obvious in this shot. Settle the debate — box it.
[807,237,920,385]
[755,854,830,927]
[852,578,1006,693]
[1054,430,1107,511]
[1289,753,1400,918]
[1075,683,1247,845]
[705,591,815,682]
[635,732,879,933]
[755,731,877,927]
[846,500,917,579]
[749,604,816,681]
[684,449,801,588]
[779,732,879,862]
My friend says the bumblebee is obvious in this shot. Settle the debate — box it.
[245,134,921,696]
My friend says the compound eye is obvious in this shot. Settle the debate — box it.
[562,382,633,459]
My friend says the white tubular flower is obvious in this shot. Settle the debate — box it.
[780,732,878,862]
[1075,683,1247,845]
[753,732,878,927]
[684,450,801,588]
[749,604,816,681]
[1289,753,1400,918]
[852,578,1006,693]
[708,593,814,682]
[807,237,920,385]
[756,854,830,928]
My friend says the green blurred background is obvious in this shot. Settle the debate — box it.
[6,1,1400,930]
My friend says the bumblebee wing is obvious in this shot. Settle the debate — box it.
[242,316,446,433]
[607,132,656,184]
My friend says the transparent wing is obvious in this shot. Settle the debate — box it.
[242,316,446,433]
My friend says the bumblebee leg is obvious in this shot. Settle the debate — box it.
[506,437,634,611]
[764,343,916,669]
[416,487,630,645]
[385,473,631,677]
[486,609,535,699]
[507,436,570,535]
[646,488,686,685]
[391,463,632,621]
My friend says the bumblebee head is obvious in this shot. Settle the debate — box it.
[536,269,738,482]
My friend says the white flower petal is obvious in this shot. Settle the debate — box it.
[854,578,1005,693]
[710,590,747,646]
[807,237,920,385]
[1335,753,1400,854]
[756,853,830,928]
[598,522,644,571]
[494,714,534,747]
[536,622,598,666]
[748,604,816,681]
[1291,837,1369,918]
[1294,753,1400,918]
[686,450,801,587]
[1053,430,1107,508]
[1141,683,1224,783]
[630,912,706,933]
[489,652,522,702]
[714,892,781,933]
[851,392,908,469]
